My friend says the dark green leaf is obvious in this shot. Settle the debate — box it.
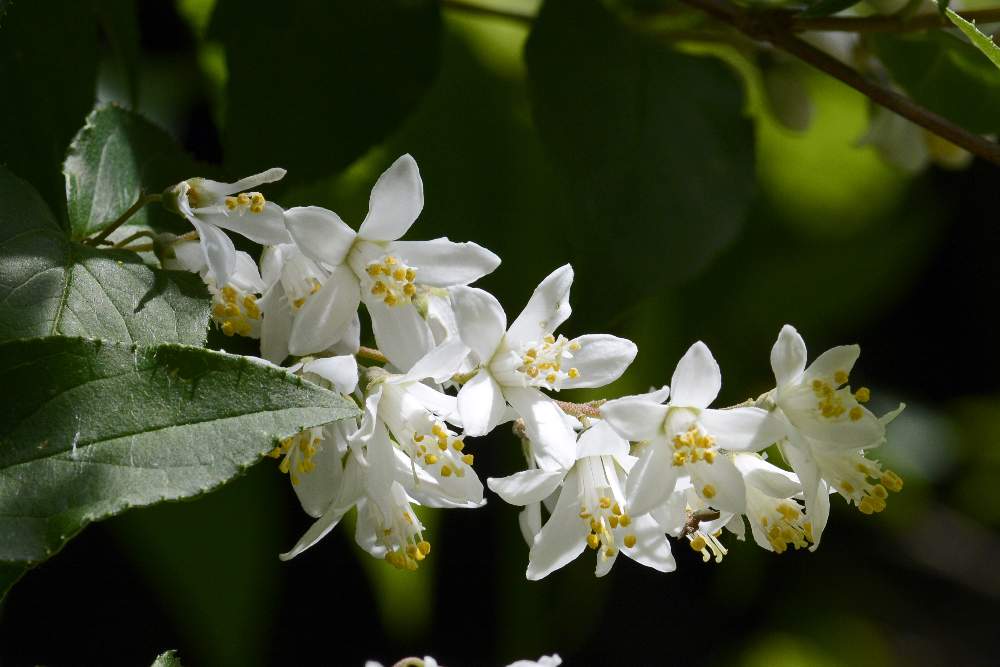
[873,31,1000,134]
[525,0,755,311]
[0,166,210,346]
[64,104,200,240]
[0,336,358,596]
[0,0,98,215]
[943,6,1000,70]
[209,0,441,185]
[799,0,863,18]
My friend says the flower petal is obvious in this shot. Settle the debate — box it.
[526,468,588,580]
[388,238,501,287]
[732,453,801,499]
[171,239,205,273]
[781,438,829,549]
[284,205,357,267]
[303,355,358,394]
[623,513,676,573]
[289,265,361,356]
[600,396,668,442]
[802,344,860,384]
[292,421,352,517]
[220,167,286,194]
[358,154,423,241]
[505,387,577,471]
[689,456,747,514]
[450,286,507,363]
[278,503,349,561]
[518,502,543,547]
[367,299,434,372]
[403,337,469,384]
[698,407,785,452]
[198,201,290,246]
[488,468,566,506]
[558,334,637,390]
[771,324,807,388]
[669,341,721,408]
[506,264,573,347]
[625,441,679,516]
[457,370,507,437]
[189,217,237,287]
[259,282,293,364]
[576,420,629,459]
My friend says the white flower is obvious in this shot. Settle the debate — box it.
[167,168,291,286]
[601,341,785,517]
[358,340,484,509]
[489,421,674,580]
[257,243,359,363]
[171,240,265,338]
[282,155,501,368]
[507,655,562,667]
[766,325,904,546]
[450,265,638,471]
[731,453,814,554]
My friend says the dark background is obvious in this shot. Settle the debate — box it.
[2,1,999,665]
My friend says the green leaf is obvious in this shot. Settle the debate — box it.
[872,30,1000,134]
[209,0,441,185]
[0,0,98,215]
[799,0,863,19]
[525,0,755,311]
[943,7,1000,70]
[0,336,358,597]
[64,105,200,240]
[152,650,184,667]
[0,166,210,346]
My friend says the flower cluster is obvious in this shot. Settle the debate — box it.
[165,155,904,579]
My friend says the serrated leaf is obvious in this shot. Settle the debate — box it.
[209,0,441,185]
[0,166,210,346]
[64,105,200,240]
[944,7,1000,70]
[0,336,358,598]
[0,0,98,215]
[799,0,863,19]
[525,0,755,313]
[152,650,184,667]
[872,30,1000,134]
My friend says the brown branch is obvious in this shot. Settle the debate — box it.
[85,193,161,246]
[790,7,1000,33]
[677,0,1000,166]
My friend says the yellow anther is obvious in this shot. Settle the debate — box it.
[546,373,557,384]
[881,470,904,492]
[812,379,824,390]
[453,440,464,452]
[599,496,612,509]
[578,509,591,519]
[441,465,452,477]
[267,447,282,458]
[371,281,386,295]
[859,498,874,515]
[211,303,227,318]
[432,424,446,437]
[405,268,416,281]
[424,454,438,465]
[437,440,448,451]
[612,503,622,516]
[590,519,601,533]
[604,547,616,558]
[855,387,871,403]
[569,341,581,351]
[461,454,474,466]
[221,321,236,336]
[872,484,888,499]
[609,516,620,529]
[525,348,537,358]
[237,193,250,205]
[690,535,707,552]
[702,484,717,500]
[412,434,424,442]
[526,367,539,378]
[418,540,431,555]
[840,481,855,494]
[413,549,425,562]
[834,370,849,385]
[385,256,397,266]
[221,285,238,302]
[672,452,686,466]
[849,406,863,421]
[618,514,631,527]
[544,334,555,344]
[403,283,416,297]
[366,264,382,277]
[704,450,716,463]
[225,196,238,210]
[384,294,398,306]
[309,280,321,294]
[393,268,406,281]
[587,534,600,550]
[292,297,306,309]
[568,368,579,378]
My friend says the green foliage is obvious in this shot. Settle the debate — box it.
[210,0,442,186]
[64,105,199,240]
[0,166,210,346]
[0,336,358,597]
[872,30,1000,134]
[151,650,184,667]
[525,0,755,310]
[943,7,1000,70]
[0,0,99,215]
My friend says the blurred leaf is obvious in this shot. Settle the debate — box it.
[944,6,1000,70]
[0,336,359,598]
[525,0,755,310]
[210,0,441,185]
[872,30,1000,134]
[94,0,141,108]
[64,104,199,240]
[0,166,210,346]
[0,0,99,216]
[151,650,184,667]
[799,0,863,18]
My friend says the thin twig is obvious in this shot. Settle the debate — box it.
[86,193,162,246]
[677,0,1000,166]
[112,229,157,249]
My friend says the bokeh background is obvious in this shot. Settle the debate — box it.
[2,0,999,665]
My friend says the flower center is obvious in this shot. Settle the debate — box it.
[267,427,322,486]
[577,457,635,561]
[280,252,326,310]
[211,284,261,337]
[688,530,728,563]
[515,334,581,390]
[814,449,903,515]
[371,488,432,572]
[750,492,813,554]
[224,191,266,214]
[405,420,474,481]
[811,370,870,422]
[365,255,417,307]
[671,425,717,466]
